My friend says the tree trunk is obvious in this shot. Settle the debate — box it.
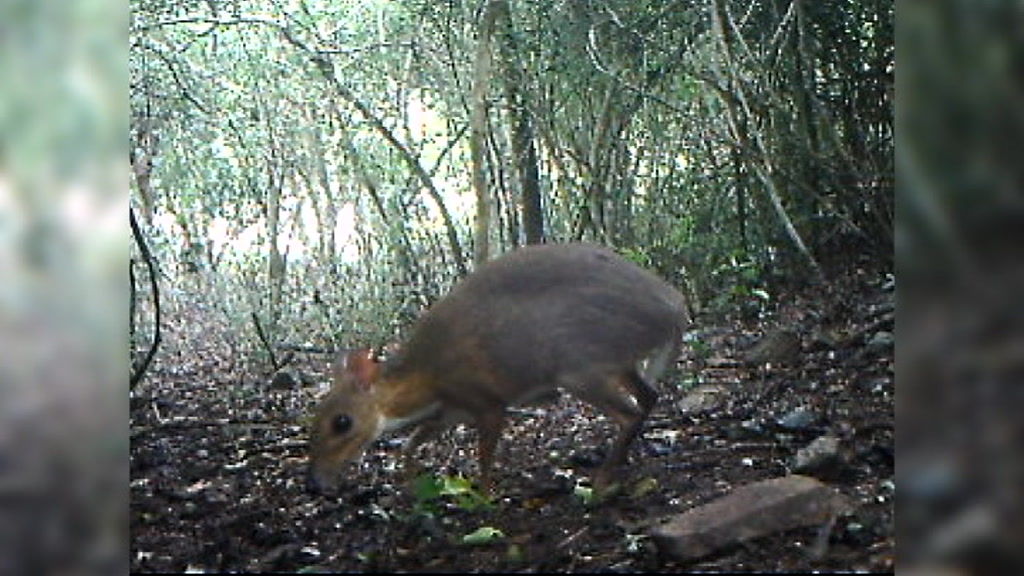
[266,165,286,331]
[470,1,504,264]
[734,148,749,257]
[304,106,338,271]
[497,0,543,245]
[130,118,159,225]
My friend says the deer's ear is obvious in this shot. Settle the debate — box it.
[332,348,379,391]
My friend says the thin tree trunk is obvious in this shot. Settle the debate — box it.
[313,59,467,276]
[266,164,285,331]
[734,148,749,256]
[709,0,825,282]
[333,113,424,286]
[470,0,504,264]
[304,106,338,270]
[130,116,159,225]
[497,0,543,245]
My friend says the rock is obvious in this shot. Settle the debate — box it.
[569,448,603,469]
[270,370,297,389]
[255,543,302,571]
[793,435,844,478]
[866,331,894,353]
[726,418,766,441]
[777,406,818,431]
[650,475,852,563]
[676,384,728,415]
[859,377,891,394]
[744,329,801,366]
[741,418,764,432]
[645,428,682,455]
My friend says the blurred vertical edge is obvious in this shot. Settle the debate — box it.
[0,0,128,575]
[2,0,1023,575]
[898,1,1024,574]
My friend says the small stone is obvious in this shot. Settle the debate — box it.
[777,407,818,431]
[742,419,762,432]
[744,330,802,366]
[676,384,727,415]
[866,331,894,353]
[270,371,297,389]
[793,435,843,477]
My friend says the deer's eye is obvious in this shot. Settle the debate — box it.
[332,414,352,435]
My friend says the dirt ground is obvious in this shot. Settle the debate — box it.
[130,267,894,572]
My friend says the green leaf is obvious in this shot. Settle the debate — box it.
[631,477,659,499]
[438,474,475,496]
[689,338,711,360]
[574,485,595,505]
[413,474,491,511]
[412,473,444,502]
[461,526,505,545]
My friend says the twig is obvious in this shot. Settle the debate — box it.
[251,311,280,371]
[277,343,335,355]
[557,526,589,550]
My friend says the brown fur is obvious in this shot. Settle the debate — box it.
[308,243,690,494]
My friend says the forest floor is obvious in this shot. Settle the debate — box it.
[130,265,894,573]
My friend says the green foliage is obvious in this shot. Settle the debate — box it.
[573,484,595,506]
[618,246,653,269]
[697,250,770,316]
[412,473,492,515]
[461,526,505,545]
[688,337,711,362]
[677,374,704,391]
[130,0,892,358]
[630,477,659,499]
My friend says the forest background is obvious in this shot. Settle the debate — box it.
[0,0,1020,574]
